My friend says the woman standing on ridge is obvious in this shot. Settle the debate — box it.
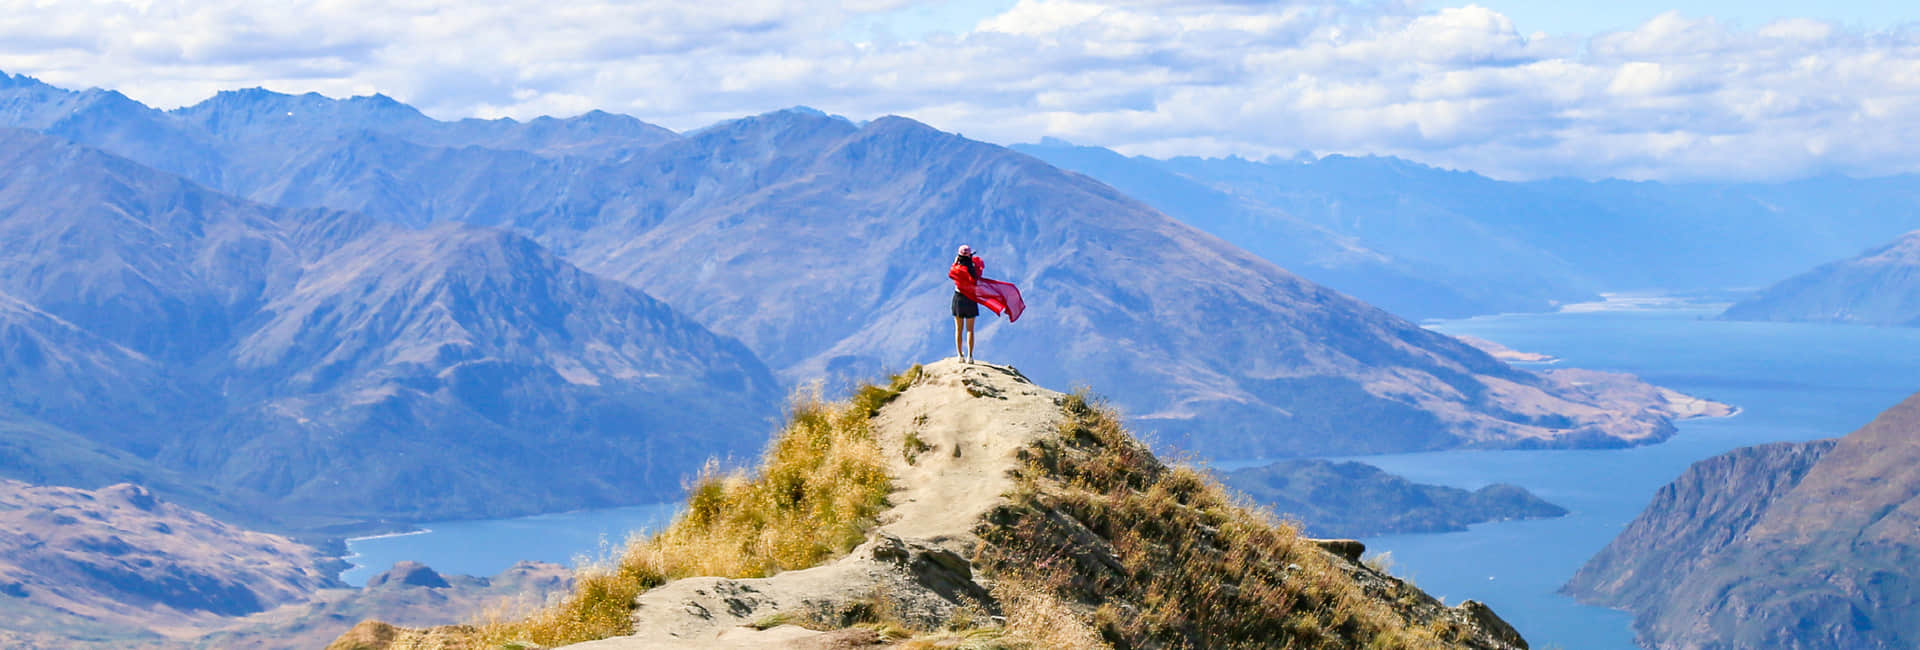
[948,244,1025,364]
[950,245,983,363]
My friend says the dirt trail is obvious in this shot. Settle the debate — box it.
[565,359,1063,649]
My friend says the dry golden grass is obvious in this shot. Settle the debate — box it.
[990,573,1107,649]
[978,391,1455,650]
[467,367,920,648]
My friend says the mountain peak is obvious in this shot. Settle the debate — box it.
[217,86,296,102]
[864,113,937,132]
[0,69,53,90]
[691,106,859,143]
[176,86,433,136]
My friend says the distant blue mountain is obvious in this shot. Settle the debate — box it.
[1018,139,1920,319]
[1013,140,1594,318]
[1722,229,1920,326]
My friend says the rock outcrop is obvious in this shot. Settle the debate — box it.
[1566,389,1920,649]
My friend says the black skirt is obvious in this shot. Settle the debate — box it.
[951,291,980,318]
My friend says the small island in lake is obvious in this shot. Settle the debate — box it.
[1221,459,1569,538]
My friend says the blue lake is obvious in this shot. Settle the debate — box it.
[1351,301,1920,650]
[341,299,1920,648]
[340,502,680,586]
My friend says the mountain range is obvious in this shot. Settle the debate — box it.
[1016,139,1920,320]
[1565,390,1920,648]
[0,70,1717,530]
[0,124,781,529]
[1722,229,1920,326]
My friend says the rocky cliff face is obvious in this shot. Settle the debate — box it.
[1722,230,1920,326]
[1562,440,1836,612]
[1566,390,1920,649]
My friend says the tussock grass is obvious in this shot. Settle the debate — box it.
[990,573,1108,649]
[469,367,922,648]
[979,391,1455,650]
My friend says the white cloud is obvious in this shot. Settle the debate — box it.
[0,0,1918,181]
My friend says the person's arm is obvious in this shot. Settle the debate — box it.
[974,256,986,276]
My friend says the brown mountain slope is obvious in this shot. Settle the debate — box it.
[1566,390,1920,649]
[1744,392,1920,546]
[0,480,336,645]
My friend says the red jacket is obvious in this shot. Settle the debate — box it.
[949,256,1024,322]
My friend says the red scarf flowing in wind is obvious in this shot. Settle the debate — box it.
[950,256,1024,322]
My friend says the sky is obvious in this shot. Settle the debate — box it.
[0,1,1916,182]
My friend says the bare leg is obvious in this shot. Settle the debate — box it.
[963,317,976,363]
[954,316,965,360]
